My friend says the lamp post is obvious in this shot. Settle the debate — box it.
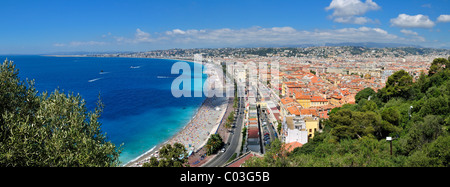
[386,137,393,156]
[408,106,413,120]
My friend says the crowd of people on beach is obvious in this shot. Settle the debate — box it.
[168,96,228,152]
[128,96,228,167]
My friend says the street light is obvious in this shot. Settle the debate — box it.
[408,106,413,119]
[386,137,393,155]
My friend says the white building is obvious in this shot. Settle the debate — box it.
[282,115,308,145]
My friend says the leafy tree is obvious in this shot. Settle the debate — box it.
[0,59,121,167]
[143,143,188,167]
[360,100,378,112]
[328,109,400,141]
[355,87,376,104]
[406,135,450,167]
[381,107,400,126]
[378,70,413,102]
[418,95,449,117]
[397,115,444,156]
[429,58,449,76]
[205,134,223,155]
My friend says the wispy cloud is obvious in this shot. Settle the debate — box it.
[53,41,107,47]
[400,29,425,42]
[400,29,418,36]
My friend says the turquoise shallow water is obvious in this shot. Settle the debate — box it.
[1,55,206,164]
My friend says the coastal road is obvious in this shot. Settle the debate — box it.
[202,96,245,167]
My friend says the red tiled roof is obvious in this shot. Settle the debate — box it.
[296,95,311,100]
[284,142,303,152]
[280,97,296,105]
[300,108,318,116]
[287,106,301,116]
[311,96,328,102]
[226,152,262,167]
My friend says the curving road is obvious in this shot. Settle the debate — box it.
[202,96,245,167]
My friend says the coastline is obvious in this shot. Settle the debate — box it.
[123,96,228,167]
[43,55,215,167]
[122,97,207,167]
[118,56,221,167]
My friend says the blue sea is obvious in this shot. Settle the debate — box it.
[1,55,207,165]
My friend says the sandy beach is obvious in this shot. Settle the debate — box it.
[123,58,229,167]
[124,96,228,167]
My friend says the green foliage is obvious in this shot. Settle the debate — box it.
[0,59,121,167]
[397,115,444,156]
[428,58,449,76]
[225,111,235,129]
[378,70,413,102]
[406,135,450,167]
[381,107,400,126]
[143,143,188,167]
[327,109,400,141]
[355,87,376,104]
[205,134,223,155]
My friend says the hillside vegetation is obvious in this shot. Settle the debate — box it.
[0,59,121,167]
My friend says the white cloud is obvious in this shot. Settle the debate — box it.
[437,15,450,23]
[134,28,152,42]
[399,29,425,42]
[326,0,380,17]
[325,0,380,25]
[53,43,66,47]
[69,41,107,47]
[56,25,432,49]
[390,14,435,28]
[114,26,403,47]
[400,29,418,36]
[333,16,376,24]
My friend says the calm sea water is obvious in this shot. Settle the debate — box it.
[1,55,206,164]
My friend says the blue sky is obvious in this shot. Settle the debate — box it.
[1,0,449,54]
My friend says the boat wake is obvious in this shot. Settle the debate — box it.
[88,78,103,82]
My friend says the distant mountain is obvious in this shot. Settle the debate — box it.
[42,51,135,56]
[324,42,424,48]
[234,42,426,49]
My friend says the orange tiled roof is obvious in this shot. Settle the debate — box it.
[300,108,318,116]
[284,142,303,152]
[287,106,301,116]
[311,96,328,102]
[296,95,311,100]
[280,97,296,105]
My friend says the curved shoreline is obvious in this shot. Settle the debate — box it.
[122,97,208,167]
[122,58,227,167]
[43,55,216,167]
